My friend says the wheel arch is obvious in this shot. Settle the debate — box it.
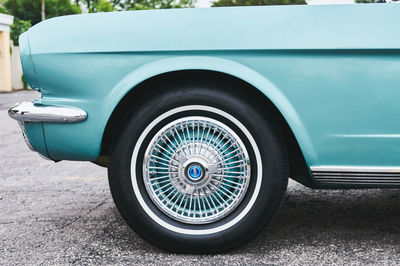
[100,58,315,187]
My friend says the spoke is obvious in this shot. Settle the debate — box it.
[220,171,246,175]
[217,140,234,155]
[201,125,212,157]
[173,128,189,156]
[150,170,178,175]
[184,123,192,155]
[164,134,179,151]
[149,175,170,180]
[222,159,246,165]
[165,190,181,207]
[198,123,207,155]
[150,159,178,169]
[215,177,243,186]
[213,133,226,148]
[180,125,190,153]
[213,147,241,162]
[162,186,178,200]
[209,187,228,207]
[218,185,237,198]
[213,174,248,179]
[209,182,233,200]
[203,188,216,215]
[192,122,196,154]
[213,179,242,190]
[201,197,207,217]
[155,144,180,164]
[182,194,190,215]
[203,188,218,214]
[196,122,200,150]
[209,130,223,153]
[154,182,172,193]
[155,178,174,186]
[188,193,193,216]
[177,194,186,213]
[149,166,178,170]
[162,138,179,157]
[192,192,198,217]
[209,139,236,162]
[216,165,246,171]
[203,127,217,157]
[150,154,171,164]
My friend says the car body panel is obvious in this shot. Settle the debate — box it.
[27,4,400,53]
[24,123,48,156]
[17,4,400,186]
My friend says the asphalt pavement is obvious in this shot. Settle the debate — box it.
[0,90,399,265]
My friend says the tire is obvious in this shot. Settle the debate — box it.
[108,80,288,253]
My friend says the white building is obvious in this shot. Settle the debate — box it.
[0,13,14,92]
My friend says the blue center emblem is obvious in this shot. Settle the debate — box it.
[188,165,202,180]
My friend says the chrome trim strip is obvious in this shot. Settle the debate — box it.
[8,101,87,123]
[310,166,400,173]
[311,166,400,185]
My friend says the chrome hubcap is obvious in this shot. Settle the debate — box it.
[143,116,251,224]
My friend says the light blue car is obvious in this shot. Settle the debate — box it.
[8,4,400,253]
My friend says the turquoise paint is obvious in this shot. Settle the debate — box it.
[23,123,48,157]
[19,5,400,171]
[18,33,40,90]
[26,4,400,53]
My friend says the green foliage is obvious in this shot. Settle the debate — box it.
[4,0,81,26]
[110,0,194,10]
[77,0,115,12]
[0,1,7,14]
[4,0,80,45]
[90,0,115,12]
[3,0,195,45]
[10,17,31,45]
[212,0,306,7]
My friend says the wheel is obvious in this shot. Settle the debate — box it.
[108,80,288,253]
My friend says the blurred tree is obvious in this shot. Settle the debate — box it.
[2,0,80,45]
[77,0,114,11]
[212,0,306,7]
[108,0,194,10]
[41,0,45,21]
[90,0,115,12]
[4,0,81,25]
[10,18,31,45]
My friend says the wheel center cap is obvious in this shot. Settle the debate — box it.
[185,163,205,182]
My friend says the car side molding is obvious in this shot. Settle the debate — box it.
[311,166,400,186]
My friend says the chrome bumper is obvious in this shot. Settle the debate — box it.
[8,101,87,123]
[8,101,87,154]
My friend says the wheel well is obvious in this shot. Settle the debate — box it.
[101,70,313,187]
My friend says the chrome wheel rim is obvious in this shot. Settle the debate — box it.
[143,116,251,224]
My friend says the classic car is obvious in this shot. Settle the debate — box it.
[8,4,400,253]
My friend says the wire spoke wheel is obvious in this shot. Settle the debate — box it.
[110,85,289,252]
[143,116,251,224]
